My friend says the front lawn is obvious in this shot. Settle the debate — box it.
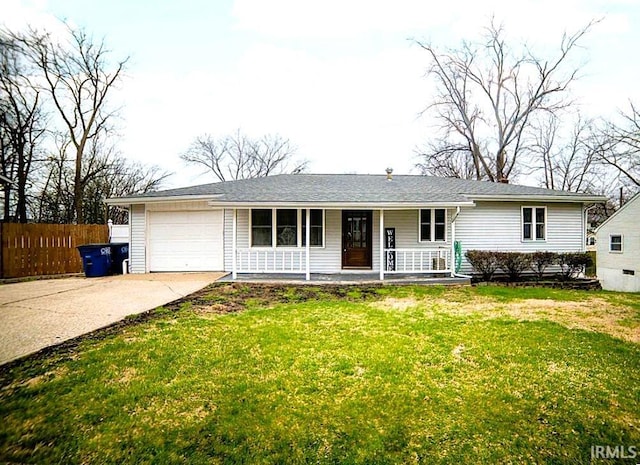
[1,284,639,464]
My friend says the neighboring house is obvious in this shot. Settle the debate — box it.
[595,193,640,292]
[106,173,605,280]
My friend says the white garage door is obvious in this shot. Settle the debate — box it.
[148,210,224,272]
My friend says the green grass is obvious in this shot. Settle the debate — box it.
[1,284,639,464]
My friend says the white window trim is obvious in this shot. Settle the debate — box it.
[418,208,447,243]
[522,206,547,242]
[250,208,325,248]
[609,234,623,253]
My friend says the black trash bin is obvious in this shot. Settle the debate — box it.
[110,243,129,274]
[77,244,112,277]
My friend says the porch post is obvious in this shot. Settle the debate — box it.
[450,206,460,278]
[305,208,310,281]
[450,213,455,278]
[232,208,237,280]
[379,209,384,281]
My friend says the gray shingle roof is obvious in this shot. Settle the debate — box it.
[109,174,605,205]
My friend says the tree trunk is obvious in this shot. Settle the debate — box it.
[74,145,83,224]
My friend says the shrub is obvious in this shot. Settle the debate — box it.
[465,250,499,281]
[530,251,557,280]
[496,252,532,281]
[557,252,594,280]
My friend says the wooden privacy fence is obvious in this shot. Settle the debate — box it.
[2,223,109,278]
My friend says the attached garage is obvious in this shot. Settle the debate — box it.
[148,210,224,272]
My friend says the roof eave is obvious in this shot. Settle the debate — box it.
[206,201,476,209]
[467,194,608,203]
[105,194,222,206]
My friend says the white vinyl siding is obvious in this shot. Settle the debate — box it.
[385,209,451,248]
[130,204,146,273]
[224,209,234,270]
[455,202,583,274]
[596,195,640,292]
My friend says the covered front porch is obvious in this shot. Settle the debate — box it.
[228,206,465,281]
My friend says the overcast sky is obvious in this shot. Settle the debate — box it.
[4,0,640,188]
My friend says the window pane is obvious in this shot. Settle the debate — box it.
[434,209,445,241]
[421,224,431,241]
[252,228,272,246]
[536,208,545,224]
[611,235,622,251]
[523,208,532,223]
[310,227,322,246]
[252,209,272,246]
[302,209,323,246]
[310,209,322,226]
[420,209,431,241]
[276,209,297,246]
[523,224,532,240]
[252,209,272,227]
[535,224,545,240]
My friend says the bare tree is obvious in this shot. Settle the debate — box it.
[415,142,478,179]
[10,24,128,223]
[32,135,169,223]
[0,33,45,222]
[595,101,640,189]
[415,20,596,183]
[181,130,307,182]
[531,113,604,192]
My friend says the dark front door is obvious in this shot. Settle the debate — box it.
[342,210,372,269]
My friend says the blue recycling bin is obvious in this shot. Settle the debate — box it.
[77,244,112,277]
[110,243,129,274]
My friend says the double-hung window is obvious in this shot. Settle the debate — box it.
[276,209,297,246]
[522,207,546,241]
[302,209,324,247]
[610,234,623,252]
[251,209,272,246]
[419,209,446,242]
[251,209,324,247]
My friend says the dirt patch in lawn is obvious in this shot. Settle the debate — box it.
[504,298,640,344]
[182,282,384,315]
[373,296,640,344]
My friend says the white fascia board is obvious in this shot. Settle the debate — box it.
[206,201,476,209]
[105,194,222,206]
[467,194,608,203]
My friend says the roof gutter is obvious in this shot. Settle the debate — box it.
[468,194,608,203]
[205,201,476,209]
[105,194,222,206]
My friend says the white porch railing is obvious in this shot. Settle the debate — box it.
[383,248,451,274]
[236,248,306,273]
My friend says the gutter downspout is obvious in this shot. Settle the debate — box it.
[451,206,473,279]
[583,204,597,252]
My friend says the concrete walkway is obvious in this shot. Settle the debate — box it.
[0,272,225,365]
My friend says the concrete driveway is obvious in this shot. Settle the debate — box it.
[0,272,225,365]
